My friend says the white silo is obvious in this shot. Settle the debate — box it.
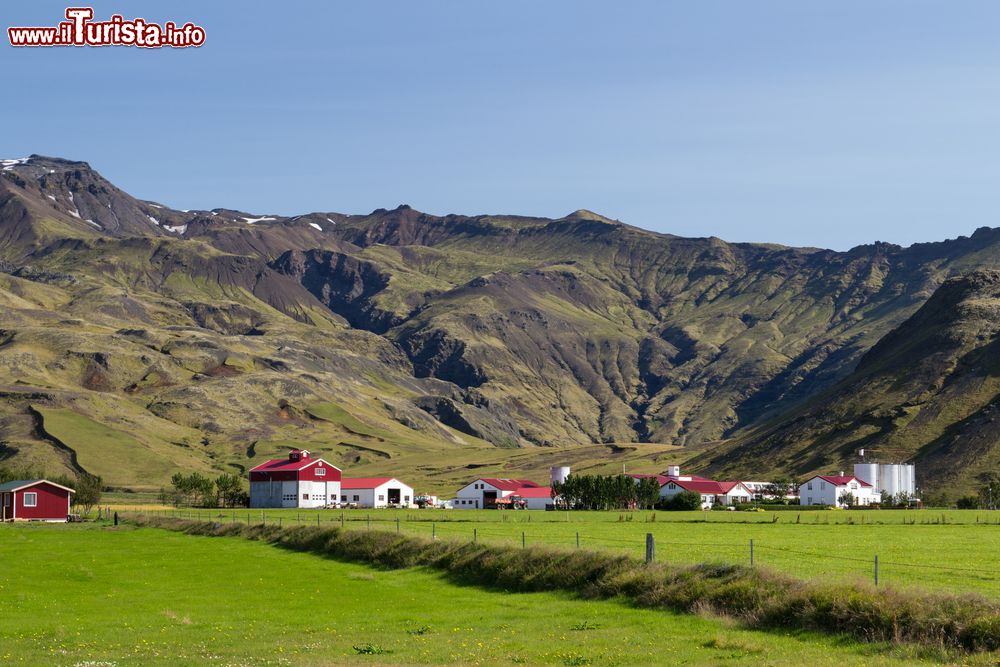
[854,463,880,492]
[551,466,570,486]
[879,464,916,498]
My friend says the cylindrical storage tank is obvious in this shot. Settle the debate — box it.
[903,464,916,496]
[550,466,570,486]
[854,463,879,490]
[666,465,681,477]
[880,465,902,498]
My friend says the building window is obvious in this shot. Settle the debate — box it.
[352,495,359,502]
[340,495,346,501]
[820,481,826,490]
[404,496,410,502]
[316,467,326,476]
[302,494,309,500]
[23,492,37,507]
[283,493,296,501]
[378,495,385,501]
[807,482,813,490]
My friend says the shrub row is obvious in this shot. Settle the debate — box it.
[131,515,1000,654]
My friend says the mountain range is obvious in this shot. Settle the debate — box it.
[1,154,997,495]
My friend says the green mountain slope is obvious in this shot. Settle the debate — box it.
[695,270,1000,494]
[2,155,1000,493]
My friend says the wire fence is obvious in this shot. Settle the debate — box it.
[115,507,1000,597]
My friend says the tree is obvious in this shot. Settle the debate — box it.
[215,473,244,508]
[956,496,979,509]
[979,473,1000,510]
[838,491,855,508]
[661,491,702,511]
[73,474,102,514]
[766,476,794,499]
[636,477,661,510]
[170,472,216,507]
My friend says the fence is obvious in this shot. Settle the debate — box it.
[117,507,1000,596]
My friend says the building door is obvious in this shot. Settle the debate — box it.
[483,491,497,508]
[387,488,400,505]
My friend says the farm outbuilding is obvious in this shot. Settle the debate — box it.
[249,449,342,509]
[0,479,74,522]
[454,478,542,509]
[340,477,415,508]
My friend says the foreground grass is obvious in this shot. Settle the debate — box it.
[121,507,1000,597]
[0,523,974,666]
[140,517,1000,654]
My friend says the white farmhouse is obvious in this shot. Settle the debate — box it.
[658,478,754,508]
[340,477,415,508]
[799,474,878,507]
[453,478,542,509]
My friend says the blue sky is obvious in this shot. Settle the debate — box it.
[3,1,1000,250]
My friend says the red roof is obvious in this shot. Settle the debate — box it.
[479,478,540,491]
[341,477,405,489]
[814,475,872,488]
[629,473,715,486]
[512,486,552,498]
[249,453,337,473]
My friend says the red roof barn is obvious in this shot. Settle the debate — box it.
[248,449,342,509]
[0,479,75,522]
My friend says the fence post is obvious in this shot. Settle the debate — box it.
[396,517,400,534]
[645,533,655,564]
[341,512,345,528]
[247,513,250,526]
[367,514,371,531]
[522,531,525,549]
[576,531,580,549]
[874,555,879,587]
[317,514,320,527]
[278,517,282,528]
[750,539,754,566]
[474,528,477,544]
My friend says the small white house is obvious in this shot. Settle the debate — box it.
[454,478,542,509]
[340,477,415,509]
[799,474,878,507]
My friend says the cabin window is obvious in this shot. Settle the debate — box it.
[316,468,326,476]
[23,492,37,507]
[850,482,858,490]
[807,482,813,490]
[378,495,385,501]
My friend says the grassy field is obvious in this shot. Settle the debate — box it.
[112,507,1000,598]
[0,522,987,666]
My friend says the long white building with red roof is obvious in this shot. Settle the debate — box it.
[249,449,341,509]
[340,477,415,509]
[629,467,753,508]
[453,478,546,509]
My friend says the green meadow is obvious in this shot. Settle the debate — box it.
[118,507,1000,598]
[0,523,989,666]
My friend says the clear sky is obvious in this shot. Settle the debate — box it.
[3,1,1000,250]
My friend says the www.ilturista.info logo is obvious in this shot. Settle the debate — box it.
[8,7,205,48]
